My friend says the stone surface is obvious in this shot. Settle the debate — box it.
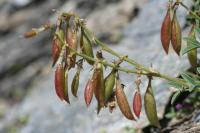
[0,0,195,133]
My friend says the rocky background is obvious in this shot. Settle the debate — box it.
[0,0,198,133]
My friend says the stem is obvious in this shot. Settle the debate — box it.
[55,31,188,87]
[180,2,200,21]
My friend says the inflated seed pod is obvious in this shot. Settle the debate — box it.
[144,78,160,128]
[92,63,105,107]
[104,69,116,101]
[161,9,171,54]
[24,30,37,38]
[187,26,197,68]
[55,64,65,101]
[71,68,81,97]
[133,90,142,118]
[80,32,94,65]
[171,10,182,55]
[115,80,135,120]
[84,79,94,107]
[52,37,61,66]
[66,29,77,68]
[63,69,70,103]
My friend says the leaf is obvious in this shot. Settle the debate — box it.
[171,91,181,104]
[197,67,200,74]
[182,37,200,55]
[181,72,196,85]
[168,81,183,89]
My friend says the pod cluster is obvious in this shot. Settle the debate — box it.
[161,3,182,55]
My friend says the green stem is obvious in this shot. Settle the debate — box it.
[55,31,188,87]
[180,2,200,21]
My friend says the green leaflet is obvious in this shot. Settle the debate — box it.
[182,37,200,55]
[197,67,200,74]
[171,91,181,105]
[144,78,160,128]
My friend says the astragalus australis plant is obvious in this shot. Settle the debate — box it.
[24,0,200,128]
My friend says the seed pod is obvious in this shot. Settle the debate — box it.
[171,11,182,55]
[64,69,70,104]
[144,78,160,128]
[92,63,105,107]
[55,64,65,101]
[104,69,116,101]
[161,9,171,54]
[84,79,94,107]
[52,37,61,66]
[187,26,197,68]
[71,68,81,97]
[24,30,37,38]
[66,29,77,68]
[80,32,94,65]
[133,91,142,118]
[115,80,135,120]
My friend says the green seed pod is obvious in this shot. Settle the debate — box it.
[71,68,81,97]
[104,69,116,101]
[187,26,197,68]
[64,69,70,104]
[171,11,182,55]
[144,78,160,128]
[115,80,135,120]
[161,9,171,54]
[80,32,94,65]
[92,63,105,107]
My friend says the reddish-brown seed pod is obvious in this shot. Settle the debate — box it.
[84,79,94,107]
[52,37,61,66]
[24,30,37,38]
[55,64,65,101]
[133,91,142,118]
[92,63,105,107]
[115,80,135,120]
[161,9,171,54]
[66,29,77,68]
[171,11,182,55]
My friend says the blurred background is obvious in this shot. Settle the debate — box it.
[0,0,196,133]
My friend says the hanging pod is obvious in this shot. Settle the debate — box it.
[66,28,77,68]
[71,68,81,97]
[133,90,142,118]
[161,8,171,54]
[144,78,160,128]
[115,80,135,120]
[84,79,94,107]
[104,69,116,101]
[187,25,197,68]
[80,30,94,65]
[52,29,65,67]
[171,10,182,55]
[91,63,105,107]
[55,64,65,101]
[63,69,70,103]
